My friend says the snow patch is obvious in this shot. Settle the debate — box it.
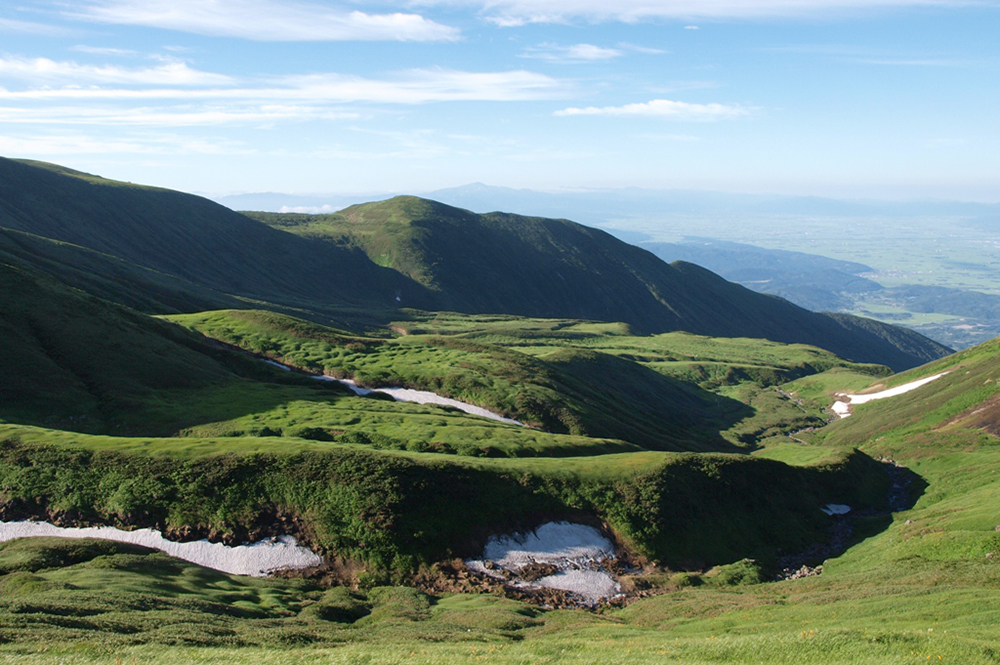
[466,521,621,604]
[483,521,615,567]
[832,372,949,419]
[821,504,852,515]
[0,521,323,577]
[264,357,525,426]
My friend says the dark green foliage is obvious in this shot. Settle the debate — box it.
[0,439,888,573]
[247,196,949,370]
[171,309,757,452]
[595,449,888,568]
[706,558,766,586]
[0,157,431,313]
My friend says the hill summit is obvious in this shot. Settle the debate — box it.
[247,195,950,371]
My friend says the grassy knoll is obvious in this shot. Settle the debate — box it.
[0,427,886,574]
[168,310,769,452]
[166,308,900,451]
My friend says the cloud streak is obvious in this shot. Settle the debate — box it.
[424,0,997,24]
[0,66,565,105]
[0,56,234,86]
[0,17,73,36]
[520,43,623,63]
[555,98,750,120]
[0,62,567,128]
[71,0,460,41]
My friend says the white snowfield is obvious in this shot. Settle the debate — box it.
[482,522,616,566]
[0,521,323,577]
[831,372,949,419]
[269,359,525,426]
[466,521,621,604]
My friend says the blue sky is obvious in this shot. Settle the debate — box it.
[0,0,997,200]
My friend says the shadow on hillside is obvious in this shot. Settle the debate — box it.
[543,349,755,454]
[778,459,929,577]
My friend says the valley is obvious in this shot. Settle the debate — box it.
[1,158,1000,664]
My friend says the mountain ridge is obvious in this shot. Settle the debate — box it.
[247,195,951,370]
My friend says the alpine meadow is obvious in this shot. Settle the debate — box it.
[2,1,1000,663]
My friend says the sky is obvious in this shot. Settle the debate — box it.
[0,0,998,201]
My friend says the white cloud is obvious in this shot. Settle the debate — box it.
[0,67,565,129]
[0,67,565,104]
[521,43,623,63]
[0,132,251,155]
[0,17,73,36]
[275,68,564,103]
[554,98,751,120]
[71,0,460,41]
[619,43,668,54]
[0,104,359,126]
[0,56,234,86]
[418,0,997,24]
[72,45,140,56]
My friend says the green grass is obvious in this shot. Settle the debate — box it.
[3,317,1000,664]
[168,309,843,452]
[0,424,888,574]
[4,540,1000,663]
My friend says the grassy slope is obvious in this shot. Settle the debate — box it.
[0,429,886,575]
[167,309,761,453]
[0,261,642,456]
[4,312,1000,662]
[0,261,243,433]
[0,158,430,314]
[246,197,951,371]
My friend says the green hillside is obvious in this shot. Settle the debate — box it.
[8,158,1000,664]
[246,196,950,371]
[167,309,764,452]
[0,157,431,314]
[0,158,950,371]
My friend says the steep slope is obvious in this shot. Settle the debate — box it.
[0,226,243,315]
[248,196,951,371]
[0,261,241,432]
[0,158,430,312]
[818,336,1000,454]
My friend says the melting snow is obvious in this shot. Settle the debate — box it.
[320,377,524,425]
[821,504,852,515]
[466,521,620,604]
[832,372,949,419]
[264,358,524,426]
[0,521,323,577]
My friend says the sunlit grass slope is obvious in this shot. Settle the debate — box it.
[246,197,950,371]
[0,427,886,578]
[817,337,1000,457]
[167,309,766,452]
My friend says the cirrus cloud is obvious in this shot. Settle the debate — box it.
[0,55,234,86]
[70,0,460,42]
[419,0,997,25]
[554,98,751,120]
[520,43,623,63]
